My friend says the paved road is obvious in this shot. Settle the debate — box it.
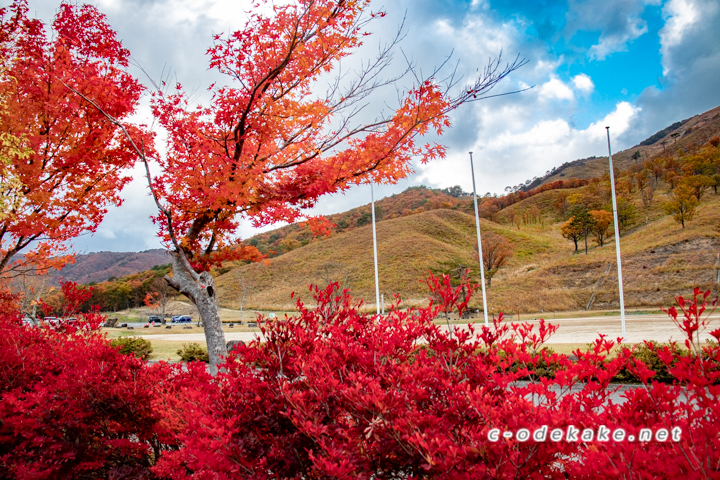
[135,312,720,344]
[144,331,265,342]
[499,313,720,344]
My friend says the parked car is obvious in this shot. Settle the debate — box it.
[148,315,162,323]
[171,315,192,324]
[42,316,60,327]
[40,316,77,331]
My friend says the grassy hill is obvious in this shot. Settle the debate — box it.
[217,209,488,310]
[214,189,720,314]
[244,186,474,258]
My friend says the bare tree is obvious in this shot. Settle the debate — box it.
[11,266,49,325]
[237,269,253,324]
[317,261,354,293]
[315,262,355,319]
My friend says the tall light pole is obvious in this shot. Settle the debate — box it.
[371,184,381,315]
[606,127,626,340]
[470,152,489,327]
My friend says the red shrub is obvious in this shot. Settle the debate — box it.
[568,288,720,478]
[152,282,615,478]
[154,282,720,479]
[3,276,719,478]
[0,317,176,479]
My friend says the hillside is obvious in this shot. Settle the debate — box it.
[244,186,474,257]
[215,208,554,311]
[535,105,720,187]
[215,191,720,314]
[48,249,169,286]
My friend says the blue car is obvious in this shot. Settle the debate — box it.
[171,315,192,324]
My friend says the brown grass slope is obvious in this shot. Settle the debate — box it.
[215,209,554,311]
[215,187,720,314]
[244,187,470,258]
[491,193,720,314]
[539,105,720,186]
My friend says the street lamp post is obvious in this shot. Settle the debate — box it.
[606,127,627,340]
[371,184,381,315]
[469,152,489,327]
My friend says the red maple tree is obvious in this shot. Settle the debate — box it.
[77,0,525,371]
[0,0,145,280]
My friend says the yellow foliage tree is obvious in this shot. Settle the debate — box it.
[663,185,698,228]
[590,210,613,246]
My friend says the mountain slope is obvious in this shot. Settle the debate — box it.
[216,208,559,311]
[48,249,169,285]
[535,105,720,187]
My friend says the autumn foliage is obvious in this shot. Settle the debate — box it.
[1,277,720,478]
[0,314,174,479]
[0,1,145,277]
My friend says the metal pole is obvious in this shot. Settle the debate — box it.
[606,127,626,341]
[371,184,381,315]
[470,152,489,327]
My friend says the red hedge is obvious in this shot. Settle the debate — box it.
[1,282,719,479]
[0,316,175,479]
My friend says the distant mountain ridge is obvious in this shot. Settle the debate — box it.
[48,249,169,285]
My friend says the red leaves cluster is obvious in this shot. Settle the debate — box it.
[0,316,174,479]
[424,270,477,320]
[2,282,720,478]
[152,284,720,478]
[0,1,147,275]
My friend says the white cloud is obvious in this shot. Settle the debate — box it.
[539,77,575,101]
[585,101,640,140]
[563,0,661,60]
[96,228,117,240]
[572,73,594,94]
[415,101,640,195]
[588,18,648,60]
[659,0,701,74]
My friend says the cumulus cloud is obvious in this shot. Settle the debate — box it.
[588,20,648,60]
[539,77,575,101]
[659,0,703,75]
[415,101,639,193]
[633,0,720,140]
[572,73,594,94]
[565,0,660,60]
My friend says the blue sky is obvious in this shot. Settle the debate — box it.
[27,0,720,252]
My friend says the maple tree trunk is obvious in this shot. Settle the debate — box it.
[165,252,226,374]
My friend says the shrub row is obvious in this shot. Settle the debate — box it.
[0,286,718,479]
